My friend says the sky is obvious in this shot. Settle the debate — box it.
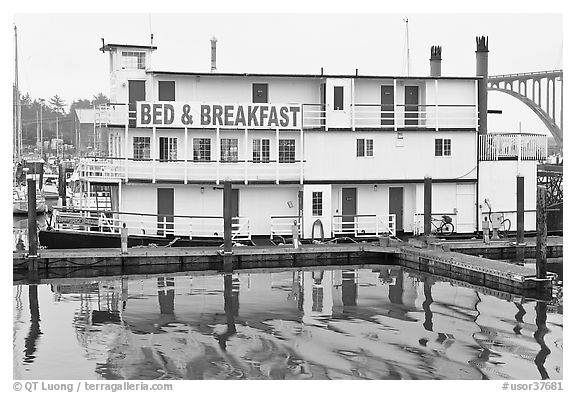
[9,11,564,137]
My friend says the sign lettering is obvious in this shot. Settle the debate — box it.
[137,102,302,129]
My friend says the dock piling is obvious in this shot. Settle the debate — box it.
[516,175,525,261]
[27,178,38,260]
[536,186,547,280]
[424,177,432,235]
[223,181,233,269]
[58,163,66,206]
[121,223,128,254]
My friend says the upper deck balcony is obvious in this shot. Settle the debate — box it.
[479,133,547,161]
[100,101,478,131]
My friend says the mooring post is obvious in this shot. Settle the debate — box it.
[121,223,128,254]
[516,175,525,262]
[223,181,233,255]
[536,186,547,280]
[27,178,39,264]
[424,177,432,235]
[292,220,300,249]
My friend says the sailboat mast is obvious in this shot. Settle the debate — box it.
[14,24,22,162]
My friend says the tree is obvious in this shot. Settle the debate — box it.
[49,94,66,115]
[92,92,109,107]
[69,98,93,113]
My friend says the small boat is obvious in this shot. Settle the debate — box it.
[13,186,47,215]
[42,174,60,200]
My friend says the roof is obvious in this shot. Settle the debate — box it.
[74,108,97,123]
[101,43,157,51]
[147,70,481,80]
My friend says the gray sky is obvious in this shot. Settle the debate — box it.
[11,11,563,136]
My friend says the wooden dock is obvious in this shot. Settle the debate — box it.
[13,237,559,298]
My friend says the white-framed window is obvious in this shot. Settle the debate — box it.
[121,51,146,70]
[312,192,323,216]
[253,138,270,163]
[279,139,296,163]
[435,138,452,157]
[133,136,150,160]
[159,137,178,161]
[221,138,239,162]
[356,138,374,157]
[193,138,211,162]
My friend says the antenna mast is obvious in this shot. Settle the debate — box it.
[404,18,411,76]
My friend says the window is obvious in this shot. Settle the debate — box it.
[334,86,344,110]
[356,139,374,157]
[193,138,211,161]
[221,139,239,162]
[435,138,451,157]
[252,83,268,103]
[312,192,323,216]
[253,138,270,163]
[279,139,296,163]
[158,81,175,101]
[133,137,150,160]
[121,51,146,70]
[159,137,178,161]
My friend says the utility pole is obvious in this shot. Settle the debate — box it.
[40,103,43,158]
[56,115,59,159]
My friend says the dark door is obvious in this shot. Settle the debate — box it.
[129,80,146,126]
[231,188,239,229]
[381,85,394,126]
[342,188,357,230]
[157,188,174,235]
[389,187,404,231]
[320,83,326,129]
[405,86,419,126]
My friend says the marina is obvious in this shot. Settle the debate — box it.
[12,13,563,383]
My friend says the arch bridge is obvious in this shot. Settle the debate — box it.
[488,70,563,148]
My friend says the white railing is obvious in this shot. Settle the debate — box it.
[77,157,303,184]
[52,208,251,240]
[270,216,301,239]
[302,104,326,129]
[479,133,548,161]
[353,104,477,129]
[332,214,396,237]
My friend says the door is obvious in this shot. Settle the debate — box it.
[320,83,326,129]
[326,78,351,128]
[128,80,146,126]
[342,188,357,231]
[456,184,476,233]
[157,188,174,235]
[389,187,404,231]
[405,86,419,126]
[231,188,239,231]
[381,85,394,126]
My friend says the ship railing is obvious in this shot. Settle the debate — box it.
[352,104,477,130]
[332,214,395,237]
[479,133,548,161]
[79,156,304,184]
[270,215,302,239]
[52,208,251,240]
[302,104,326,129]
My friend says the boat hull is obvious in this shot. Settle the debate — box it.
[13,201,47,215]
[39,229,227,249]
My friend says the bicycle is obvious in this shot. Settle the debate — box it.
[431,215,454,236]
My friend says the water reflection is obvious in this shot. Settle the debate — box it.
[23,285,42,364]
[13,266,563,380]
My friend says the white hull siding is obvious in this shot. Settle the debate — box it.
[304,131,477,182]
[117,180,479,237]
[478,160,538,231]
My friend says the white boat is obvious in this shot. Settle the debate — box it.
[42,174,60,199]
[13,186,47,215]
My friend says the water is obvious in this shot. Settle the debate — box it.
[13,266,563,380]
